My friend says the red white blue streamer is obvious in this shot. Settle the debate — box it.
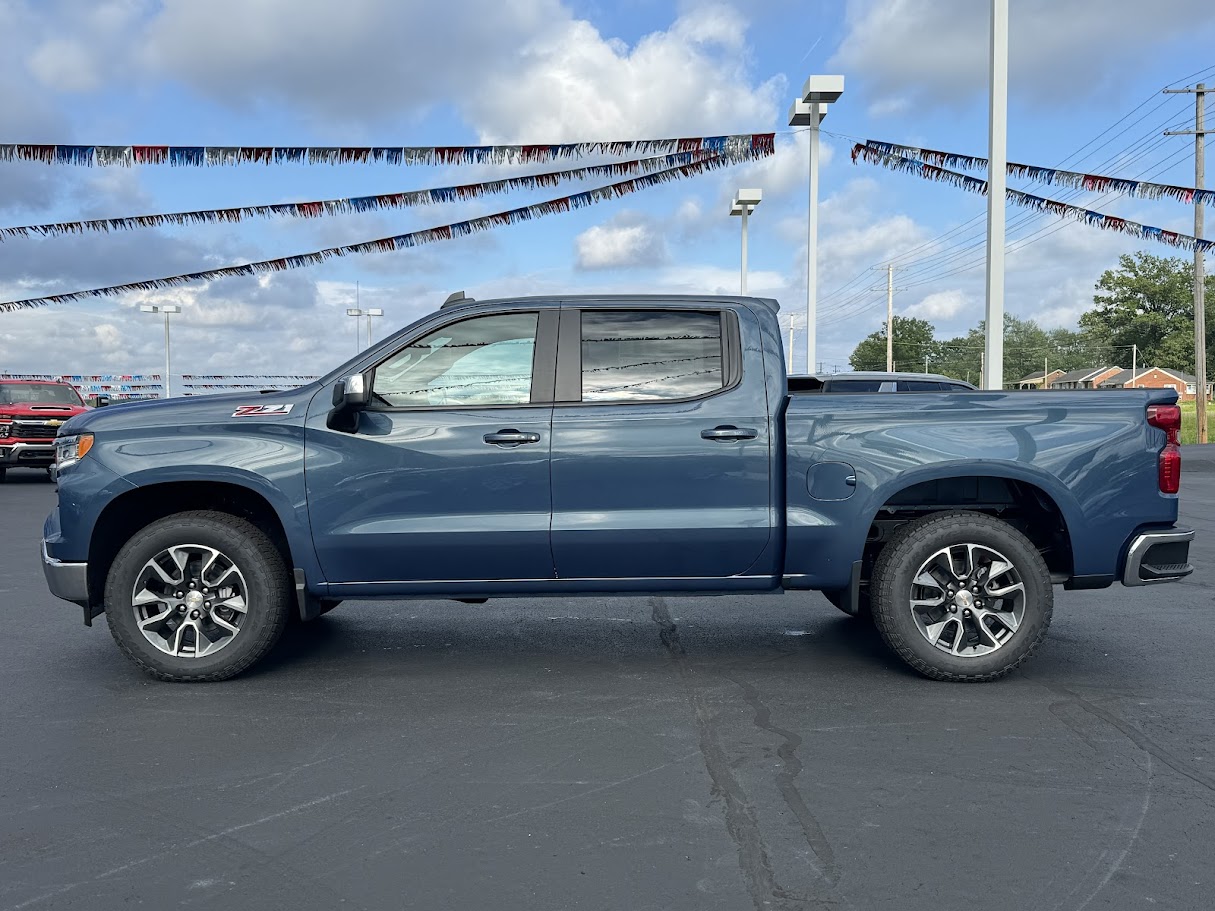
[852,145,1215,254]
[0,152,723,240]
[862,140,1215,209]
[0,150,765,312]
[0,134,775,168]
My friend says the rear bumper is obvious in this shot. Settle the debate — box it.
[0,442,56,466]
[1122,528,1194,586]
[41,539,89,607]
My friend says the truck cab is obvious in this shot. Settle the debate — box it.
[0,379,89,481]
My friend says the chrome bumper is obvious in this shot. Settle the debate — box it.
[1122,528,1195,586]
[41,540,89,607]
[0,442,56,465]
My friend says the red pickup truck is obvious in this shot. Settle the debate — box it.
[0,379,90,481]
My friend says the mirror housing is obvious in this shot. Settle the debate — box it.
[94,395,111,407]
[327,372,371,431]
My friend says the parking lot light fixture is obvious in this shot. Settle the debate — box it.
[346,308,366,353]
[729,189,762,294]
[140,304,181,398]
[790,74,844,374]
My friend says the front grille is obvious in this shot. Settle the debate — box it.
[12,422,59,439]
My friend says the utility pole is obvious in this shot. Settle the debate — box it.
[1165,82,1210,442]
[886,264,895,371]
[1132,343,1137,386]
[873,264,902,371]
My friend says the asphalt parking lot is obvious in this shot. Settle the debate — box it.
[2,449,1214,911]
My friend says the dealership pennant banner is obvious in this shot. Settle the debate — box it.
[1,151,728,239]
[852,145,1215,254]
[0,149,768,312]
[861,140,1215,208]
[0,134,775,168]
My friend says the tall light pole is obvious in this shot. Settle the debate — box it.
[984,0,1009,389]
[365,308,384,348]
[729,189,762,294]
[140,304,181,398]
[789,74,844,375]
[346,308,364,353]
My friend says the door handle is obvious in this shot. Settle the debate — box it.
[700,426,758,442]
[483,429,541,446]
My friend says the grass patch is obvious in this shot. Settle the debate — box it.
[1179,401,1215,445]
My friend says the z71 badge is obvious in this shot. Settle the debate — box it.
[232,404,294,417]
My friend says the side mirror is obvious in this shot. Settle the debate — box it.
[95,395,111,407]
[327,372,371,432]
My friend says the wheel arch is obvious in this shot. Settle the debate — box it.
[86,477,312,616]
[859,465,1080,580]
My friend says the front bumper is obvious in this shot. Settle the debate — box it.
[1122,528,1195,586]
[0,442,56,467]
[41,540,89,607]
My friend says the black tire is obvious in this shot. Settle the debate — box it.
[0,467,7,482]
[870,510,1052,682]
[104,510,291,682]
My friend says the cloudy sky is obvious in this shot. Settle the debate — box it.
[0,0,1213,379]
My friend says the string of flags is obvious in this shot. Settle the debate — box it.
[851,144,1215,254]
[1,151,724,239]
[0,134,775,168]
[860,140,1215,208]
[0,148,769,312]
[181,374,319,381]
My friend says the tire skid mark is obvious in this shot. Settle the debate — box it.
[649,598,812,911]
[726,672,839,886]
[1052,684,1215,794]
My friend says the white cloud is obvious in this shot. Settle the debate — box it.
[575,212,669,270]
[904,289,969,320]
[468,5,784,142]
[830,0,1215,114]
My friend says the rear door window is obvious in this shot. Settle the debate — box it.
[580,310,724,403]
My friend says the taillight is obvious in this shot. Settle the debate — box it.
[1147,404,1181,494]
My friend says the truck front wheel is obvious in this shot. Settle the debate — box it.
[103,511,291,682]
[870,511,1053,682]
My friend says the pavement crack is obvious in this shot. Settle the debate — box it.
[727,672,839,886]
[649,597,806,911]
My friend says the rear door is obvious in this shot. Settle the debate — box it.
[305,308,557,585]
[548,304,772,580]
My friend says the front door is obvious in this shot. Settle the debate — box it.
[549,305,772,580]
[305,309,556,585]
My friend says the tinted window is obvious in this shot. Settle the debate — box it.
[373,312,537,408]
[898,380,945,392]
[581,311,723,402]
[825,379,885,393]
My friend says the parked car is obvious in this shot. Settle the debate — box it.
[42,294,1193,683]
[790,371,977,393]
[0,379,89,482]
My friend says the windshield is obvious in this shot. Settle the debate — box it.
[0,383,84,406]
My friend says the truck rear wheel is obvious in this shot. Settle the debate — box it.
[103,510,291,682]
[870,511,1052,682]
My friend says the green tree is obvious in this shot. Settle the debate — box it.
[1079,251,1214,372]
[848,316,938,372]
[932,315,1095,384]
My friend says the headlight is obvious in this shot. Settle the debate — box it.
[0,423,9,439]
[55,433,94,471]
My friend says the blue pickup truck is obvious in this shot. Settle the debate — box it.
[41,294,1194,683]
